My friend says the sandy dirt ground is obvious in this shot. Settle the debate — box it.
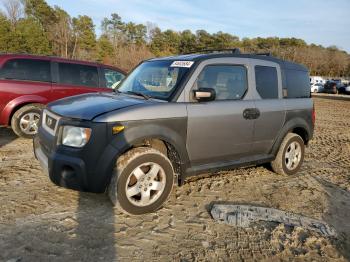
[0,97,349,261]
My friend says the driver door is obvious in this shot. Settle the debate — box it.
[186,62,255,167]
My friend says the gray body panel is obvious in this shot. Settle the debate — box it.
[252,99,285,154]
[248,58,286,154]
[184,58,256,165]
[186,100,255,165]
[94,102,187,122]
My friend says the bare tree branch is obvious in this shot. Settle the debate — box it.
[1,0,23,27]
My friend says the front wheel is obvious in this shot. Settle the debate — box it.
[108,147,174,215]
[271,133,305,175]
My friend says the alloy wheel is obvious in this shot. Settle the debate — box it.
[125,162,166,207]
[19,112,40,135]
[284,141,302,170]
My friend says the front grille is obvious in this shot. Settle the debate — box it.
[42,109,60,136]
[45,114,57,130]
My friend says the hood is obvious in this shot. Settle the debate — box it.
[48,92,147,120]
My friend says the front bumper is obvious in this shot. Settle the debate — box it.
[34,136,89,191]
[33,138,49,175]
[33,123,120,193]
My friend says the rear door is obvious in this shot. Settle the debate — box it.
[185,58,255,166]
[250,60,285,154]
[51,62,103,101]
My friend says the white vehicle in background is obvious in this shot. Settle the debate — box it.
[310,76,326,85]
[311,83,324,93]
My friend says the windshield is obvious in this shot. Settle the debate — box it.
[118,60,191,100]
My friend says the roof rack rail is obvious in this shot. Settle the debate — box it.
[185,48,241,55]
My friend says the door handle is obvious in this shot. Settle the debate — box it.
[253,108,260,119]
[243,108,254,119]
[243,108,260,120]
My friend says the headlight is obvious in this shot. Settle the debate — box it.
[62,126,91,148]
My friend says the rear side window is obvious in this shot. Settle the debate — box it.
[103,68,125,89]
[285,69,310,98]
[0,59,51,82]
[195,65,247,100]
[255,66,278,99]
[58,63,98,87]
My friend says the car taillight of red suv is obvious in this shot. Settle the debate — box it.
[0,54,126,138]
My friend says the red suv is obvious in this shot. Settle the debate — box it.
[0,54,126,138]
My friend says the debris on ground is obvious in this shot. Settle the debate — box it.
[210,203,337,237]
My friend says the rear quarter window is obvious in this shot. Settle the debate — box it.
[285,69,310,98]
[0,59,51,82]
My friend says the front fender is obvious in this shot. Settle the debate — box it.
[0,95,48,125]
[108,118,190,168]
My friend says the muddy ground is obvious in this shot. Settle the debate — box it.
[0,97,349,261]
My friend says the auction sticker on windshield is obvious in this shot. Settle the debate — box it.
[170,61,194,68]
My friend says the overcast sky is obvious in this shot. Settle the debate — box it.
[46,0,350,53]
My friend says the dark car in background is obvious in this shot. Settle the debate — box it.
[323,80,340,94]
[0,54,126,138]
[338,83,350,95]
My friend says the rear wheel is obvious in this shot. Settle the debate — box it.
[271,133,305,175]
[11,104,43,138]
[108,147,174,215]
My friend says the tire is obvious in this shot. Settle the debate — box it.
[11,104,44,139]
[108,147,174,215]
[271,133,305,176]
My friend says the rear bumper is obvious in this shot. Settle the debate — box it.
[33,125,120,193]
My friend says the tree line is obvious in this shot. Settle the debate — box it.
[1,0,349,77]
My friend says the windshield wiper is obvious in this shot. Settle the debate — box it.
[125,91,150,100]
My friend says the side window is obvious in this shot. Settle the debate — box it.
[195,65,247,100]
[58,63,98,87]
[285,69,310,98]
[103,68,125,89]
[255,66,278,99]
[0,59,51,82]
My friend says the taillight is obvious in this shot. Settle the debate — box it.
[312,104,316,125]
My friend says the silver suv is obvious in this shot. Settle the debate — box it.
[34,49,315,215]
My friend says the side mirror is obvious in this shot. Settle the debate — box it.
[193,88,216,102]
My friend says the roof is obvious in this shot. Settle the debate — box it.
[0,53,127,74]
[148,52,308,72]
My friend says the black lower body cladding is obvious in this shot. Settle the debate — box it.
[34,116,190,194]
[34,122,119,193]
